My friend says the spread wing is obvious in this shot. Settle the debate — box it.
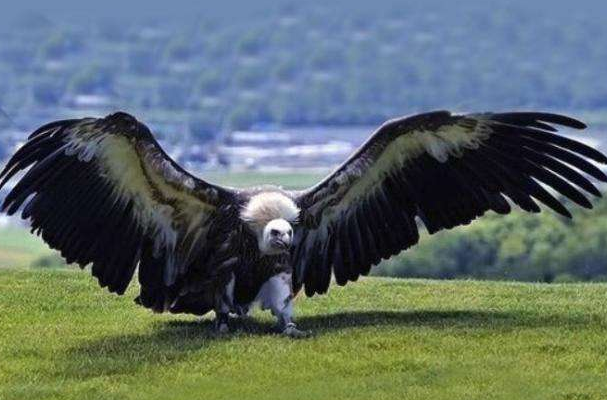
[0,112,240,301]
[292,111,607,296]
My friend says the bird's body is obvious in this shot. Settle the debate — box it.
[1,110,606,336]
[162,188,300,327]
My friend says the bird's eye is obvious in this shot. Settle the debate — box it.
[270,229,280,236]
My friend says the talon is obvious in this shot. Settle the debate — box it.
[214,312,230,334]
[281,322,310,339]
[236,305,250,317]
[216,322,229,334]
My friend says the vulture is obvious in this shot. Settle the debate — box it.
[1,110,606,337]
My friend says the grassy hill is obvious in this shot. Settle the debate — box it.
[0,227,55,268]
[1,270,607,400]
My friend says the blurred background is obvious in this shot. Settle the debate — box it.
[1,0,607,282]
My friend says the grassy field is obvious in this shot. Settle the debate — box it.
[1,270,607,400]
[0,227,55,268]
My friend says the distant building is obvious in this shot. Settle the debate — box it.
[63,94,113,109]
[217,126,371,171]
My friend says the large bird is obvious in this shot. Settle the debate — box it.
[1,111,606,337]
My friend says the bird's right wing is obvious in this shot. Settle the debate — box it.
[0,112,240,307]
[292,111,607,296]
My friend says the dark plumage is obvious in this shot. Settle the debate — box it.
[1,110,605,335]
[291,111,607,296]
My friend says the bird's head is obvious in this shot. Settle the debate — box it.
[259,218,293,255]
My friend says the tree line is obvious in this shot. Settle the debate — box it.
[0,1,606,141]
[374,196,607,283]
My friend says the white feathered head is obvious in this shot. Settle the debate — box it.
[241,192,300,255]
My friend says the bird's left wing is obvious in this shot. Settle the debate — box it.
[292,111,607,296]
[0,112,240,301]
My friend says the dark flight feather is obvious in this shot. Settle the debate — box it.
[0,112,240,303]
[2,109,606,309]
[292,111,606,296]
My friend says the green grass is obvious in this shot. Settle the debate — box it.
[1,269,607,400]
[0,227,54,268]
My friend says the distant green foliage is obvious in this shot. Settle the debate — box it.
[236,30,267,57]
[1,1,607,133]
[194,71,226,97]
[188,114,221,142]
[156,80,190,110]
[163,37,195,62]
[272,58,299,82]
[68,64,114,95]
[30,254,66,269]
[0,227,55,268]
[374,197,607,283]
[38,31,83,61]
[127,47,159,75]
[31,78,63,105]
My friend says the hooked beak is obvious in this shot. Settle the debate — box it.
[273,237,292,252]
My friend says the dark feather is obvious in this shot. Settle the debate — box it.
[0,112,239,307]
[293,110,605,296]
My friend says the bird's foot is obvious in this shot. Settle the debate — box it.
[213,312,230,335]
[235,304,251,317]
[280,322,311,339]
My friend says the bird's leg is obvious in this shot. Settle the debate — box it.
[235,303,251,318]
[256,272,309,338]
[214,311,230,334]
[213,274,235,334]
